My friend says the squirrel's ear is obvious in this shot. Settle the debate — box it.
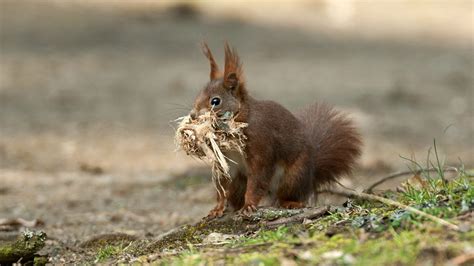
[201,41,220,80]
[224,72,239,90]
[224,42,243,91]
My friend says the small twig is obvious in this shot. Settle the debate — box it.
[264,206,329,228]
[447,252,474,266]
[365,167,458,193]
[320,189,461,232]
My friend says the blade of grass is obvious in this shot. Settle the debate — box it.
[432,139,446,181]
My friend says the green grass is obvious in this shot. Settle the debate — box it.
[94,244,125,263]
[231,226,292,247]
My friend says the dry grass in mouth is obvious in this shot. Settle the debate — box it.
[175,111,248,195]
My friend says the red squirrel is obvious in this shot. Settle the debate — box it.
[190,42,362,218]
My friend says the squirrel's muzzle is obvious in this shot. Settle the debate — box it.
[190,110,197,120]
[190,108,208,120]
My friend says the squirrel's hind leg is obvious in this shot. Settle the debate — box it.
[239,158,276,215]
[277,154,313,209]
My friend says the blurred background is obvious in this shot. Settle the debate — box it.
[0,0,472,257]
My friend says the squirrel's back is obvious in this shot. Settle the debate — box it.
[296,103,362,189]
[243,97,308,164]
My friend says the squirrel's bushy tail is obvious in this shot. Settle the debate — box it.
[297,103,362,189]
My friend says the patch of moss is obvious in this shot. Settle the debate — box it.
[80,233,138,249]
[33,255,49,266]
[0,230,46,263]
[146,215,250,253]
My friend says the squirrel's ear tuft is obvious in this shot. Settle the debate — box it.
[201,41,220,80]
[224,42,243,90]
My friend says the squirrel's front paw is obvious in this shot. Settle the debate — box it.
[206,206,225,220]
[238,204,257,216]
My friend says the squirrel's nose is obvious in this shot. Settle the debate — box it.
[190,110,197,120]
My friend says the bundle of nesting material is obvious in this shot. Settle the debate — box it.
[175,111,248,194]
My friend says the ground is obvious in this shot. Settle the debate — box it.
[0,1,472,264]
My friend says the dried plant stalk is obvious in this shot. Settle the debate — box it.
[175,111,248,195]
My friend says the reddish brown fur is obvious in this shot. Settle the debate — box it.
[193,42,362,218]
[297,104,362,190]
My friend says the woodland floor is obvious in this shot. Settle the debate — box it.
[0,1,473,265]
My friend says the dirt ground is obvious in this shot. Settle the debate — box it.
[0,0,472,262]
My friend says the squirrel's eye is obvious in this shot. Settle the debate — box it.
[210,97,221,107]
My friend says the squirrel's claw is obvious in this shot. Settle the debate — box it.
[238,204,257,216]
